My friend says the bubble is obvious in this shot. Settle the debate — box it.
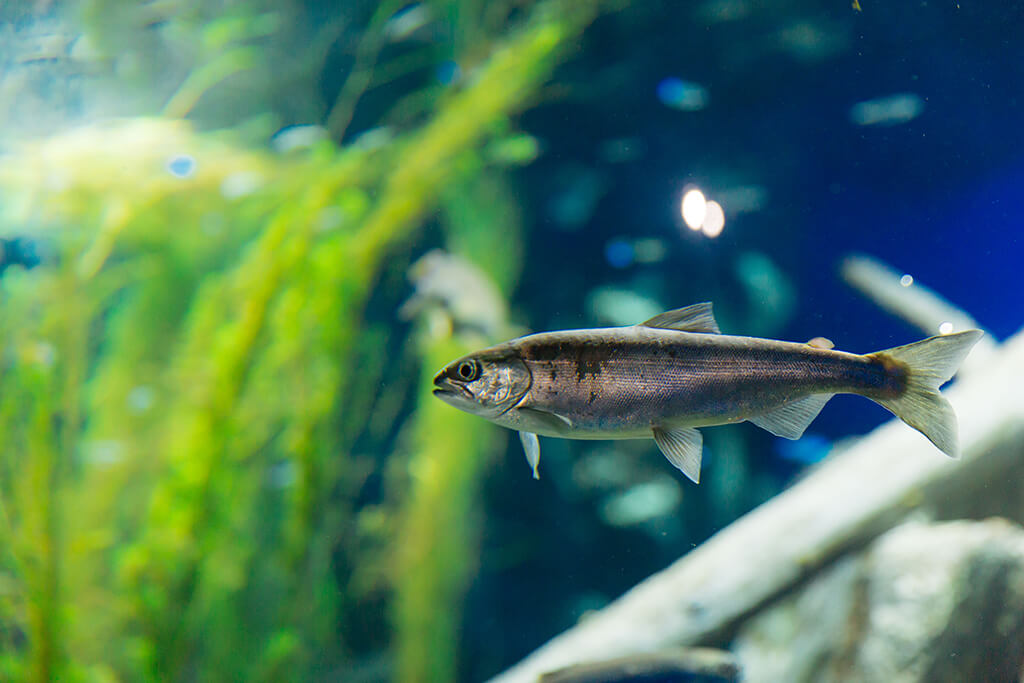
[900,274,914,287]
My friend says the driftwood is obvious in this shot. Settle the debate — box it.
[539,648,739,683]
[734,518,1024,682]
[490,327,1024,683]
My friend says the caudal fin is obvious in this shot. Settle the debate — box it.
[870,330,983,458]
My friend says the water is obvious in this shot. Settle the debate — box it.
[0,2,1021,682]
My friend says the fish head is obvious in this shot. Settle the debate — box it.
[432,349,531,419]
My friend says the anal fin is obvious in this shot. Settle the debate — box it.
[652,426,703,483]
[748,393,833,440]
[519,431,540,479]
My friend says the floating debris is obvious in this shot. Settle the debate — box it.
[657,77,710,111]
[849,93,925,127]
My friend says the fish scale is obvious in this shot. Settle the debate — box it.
[518,329,896,435]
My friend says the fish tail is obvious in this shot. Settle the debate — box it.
[868,329,983,457]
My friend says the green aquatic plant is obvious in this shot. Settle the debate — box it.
[0,1,601,680]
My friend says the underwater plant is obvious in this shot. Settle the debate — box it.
[0,0,602,680]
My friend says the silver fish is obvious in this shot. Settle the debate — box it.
[432,303,982,483]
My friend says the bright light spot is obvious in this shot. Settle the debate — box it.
[900,274,914,287]
[681,189,707,230]
[702,200,725,238]
[939,321,954,335]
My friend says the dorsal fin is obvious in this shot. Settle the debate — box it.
[640,302,720,334]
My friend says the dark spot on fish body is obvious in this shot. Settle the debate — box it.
[575,356,602,381]
[871,354,910,397]
[521,341,567,362]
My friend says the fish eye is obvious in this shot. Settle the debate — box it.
[456,360,480,382]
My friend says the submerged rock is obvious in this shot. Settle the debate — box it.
[734,518,1024,683]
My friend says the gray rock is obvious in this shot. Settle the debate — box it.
[734,518,1024,683]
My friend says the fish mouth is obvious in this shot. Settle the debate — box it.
[432,376,473,400]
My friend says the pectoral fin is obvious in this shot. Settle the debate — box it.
[748,393,833,440]
[517,406,573,434]
[519,431,540,479]
[652,426,703,483]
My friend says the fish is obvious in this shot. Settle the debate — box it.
[398,250,508,339]
[431,303,983,484]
